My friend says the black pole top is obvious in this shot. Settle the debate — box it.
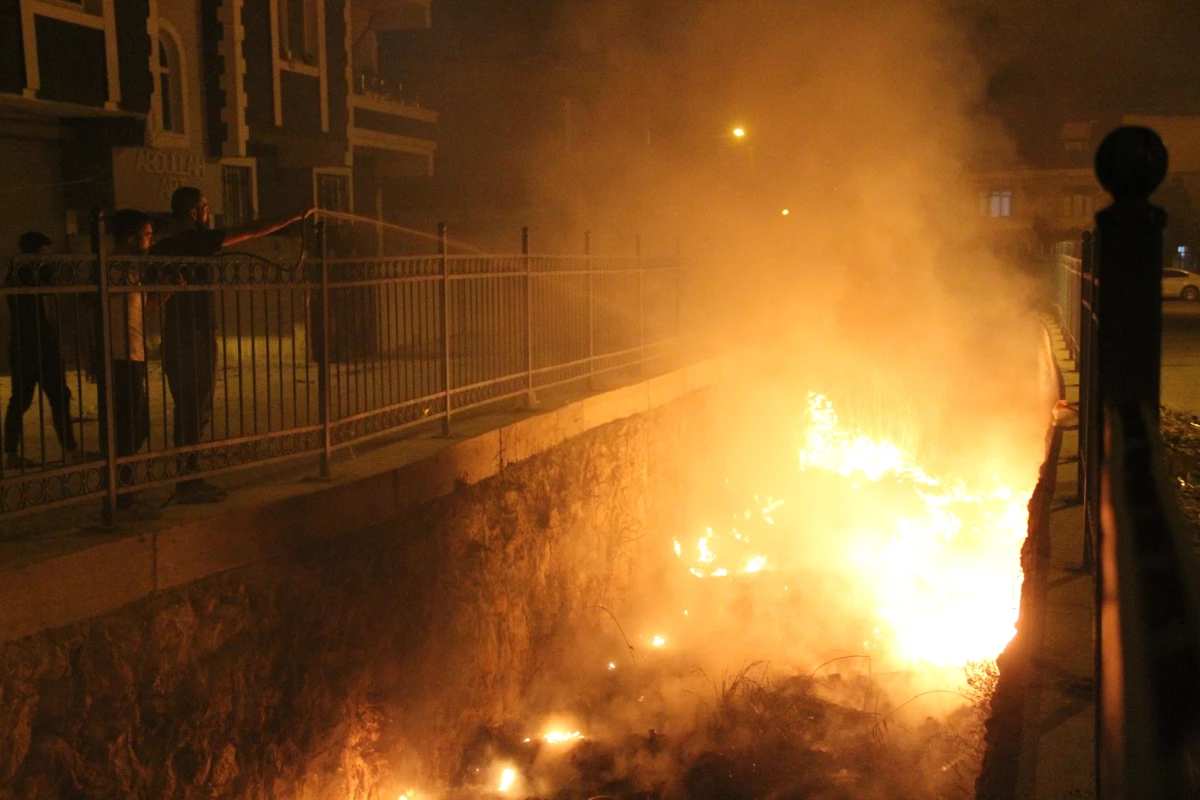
[1095,126,1168,202]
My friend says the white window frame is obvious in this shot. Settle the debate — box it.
[270,0,329,132]
[979,189,1012,218]
[20,0,121,109]
[149,19,190,149]
[312,166,353,213]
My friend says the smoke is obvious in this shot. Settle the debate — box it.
[403,2,1056,797]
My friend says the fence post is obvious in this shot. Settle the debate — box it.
[317,220,332,479]
[636,232,644,371]
[440,222,451,436]
[586,230,594,390]
[92,209,118,525]
[1091,125,1169,798]
[523,226,536,408]
[675,237,683,345]
[1079,229,1095,556]
[1094,126,1167,414]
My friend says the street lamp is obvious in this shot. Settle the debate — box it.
[732,127,745,138]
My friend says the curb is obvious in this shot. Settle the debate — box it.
[976,317,1067,800]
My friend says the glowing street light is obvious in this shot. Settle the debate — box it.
[781,209,790,216]
[732,127,746,138]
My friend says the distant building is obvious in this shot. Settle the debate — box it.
[973,114,1200,266]
[0,0,437,255]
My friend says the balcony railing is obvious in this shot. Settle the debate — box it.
[0,212,717,526]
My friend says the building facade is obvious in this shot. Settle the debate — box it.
[0,0,436,255]
[973,115,1200,264]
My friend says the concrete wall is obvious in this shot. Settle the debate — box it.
[0,389,711,799]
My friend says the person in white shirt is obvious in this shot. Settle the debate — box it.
[107,209,174,519]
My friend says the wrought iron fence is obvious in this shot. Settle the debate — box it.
[0,212,704,525]
[1058,126,1200,798]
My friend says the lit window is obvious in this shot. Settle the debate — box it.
[979,190,1012,218]
[155,30,185,134]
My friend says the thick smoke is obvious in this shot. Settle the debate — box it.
[413,2,1055,798]
[520,0,1049,473]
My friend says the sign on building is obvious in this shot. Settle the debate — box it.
[112,147,223,214]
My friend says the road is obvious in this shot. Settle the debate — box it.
[1163,301,1200,415]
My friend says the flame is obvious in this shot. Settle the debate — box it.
[652,636,666,647]
[674,392,1029,667]
[498,768,516,792]
[543,730,583,744]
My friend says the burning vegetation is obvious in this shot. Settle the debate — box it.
[390,380,1041,800]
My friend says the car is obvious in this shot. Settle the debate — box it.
[1163,267,1200,301]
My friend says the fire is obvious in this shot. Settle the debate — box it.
[651,635,666,647]
[543,730,583,744]
[674,392,1029,667]
[497,768,516,792]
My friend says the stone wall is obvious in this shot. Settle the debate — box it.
[0,393,709,800]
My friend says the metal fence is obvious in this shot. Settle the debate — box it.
[0,213,704,525]
[1058,126,1200,798]
[1053,240,1084,359]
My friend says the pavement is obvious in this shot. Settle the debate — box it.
[1015,322,1095,800]
[1162,301,1200,415]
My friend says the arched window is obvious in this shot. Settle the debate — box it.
[155,29,185,134]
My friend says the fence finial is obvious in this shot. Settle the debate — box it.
[1095,126,1168,202]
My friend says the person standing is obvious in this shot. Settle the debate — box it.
[151,187,312,504]
[105,209,175,519]
[3,231,78,469]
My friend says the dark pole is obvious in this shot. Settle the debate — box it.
[93,209,118,525]
[440,222,451,435]
[586,230,594,390]
[1091,125,1169,799]
[1094,127,1168,412]
[636,232,644,371]
[317,220,332,478]
[523,226,535,407]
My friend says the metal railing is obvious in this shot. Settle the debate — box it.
[1059,126,1200,798]
[1053,240,1084,359]
[0,213,707,526]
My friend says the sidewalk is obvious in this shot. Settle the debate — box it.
[0,352,741,643]
[1016,322,1095,799]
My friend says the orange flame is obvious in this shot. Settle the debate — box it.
[675,392,1029,667]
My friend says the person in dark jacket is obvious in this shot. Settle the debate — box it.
[152,187,312,504]
[4,231,78,469]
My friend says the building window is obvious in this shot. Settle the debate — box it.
[155,29,185,134]
[279,0,319,65]
[53,0,103,14]
[221,164,256,228]
[979,190,1012,218]
[1177,246,1194,270]
[315,170,350,212]
[1061,193,1096,218]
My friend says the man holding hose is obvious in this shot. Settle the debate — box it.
[152,187,314,504]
